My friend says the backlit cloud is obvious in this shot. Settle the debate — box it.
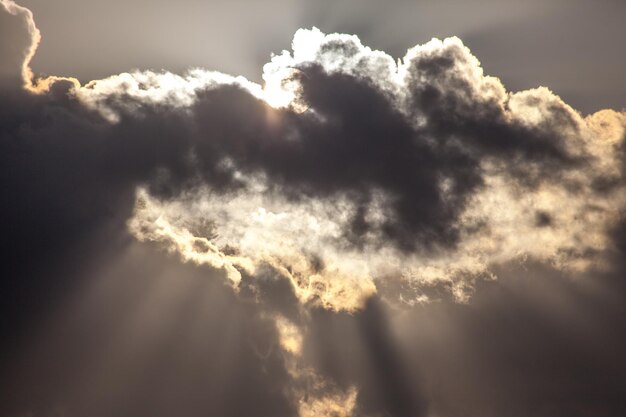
[1,2,625,416]
[74,23,625,310]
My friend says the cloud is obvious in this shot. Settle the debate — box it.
[71,26,624,310]
[0,0,78,92]
[1,1,625,314]
[0,0,39,87]
[1,2,625,416]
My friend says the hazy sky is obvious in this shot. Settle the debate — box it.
[1,1,625,417]
[19,0,626,114]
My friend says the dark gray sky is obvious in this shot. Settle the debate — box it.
[21,0,626,114]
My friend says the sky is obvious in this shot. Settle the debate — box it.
[17,0,626,114]
[0,1,625,417]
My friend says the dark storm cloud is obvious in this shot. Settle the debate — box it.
[2,1,626,417]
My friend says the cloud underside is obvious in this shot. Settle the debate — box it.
[1,1,626,416]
